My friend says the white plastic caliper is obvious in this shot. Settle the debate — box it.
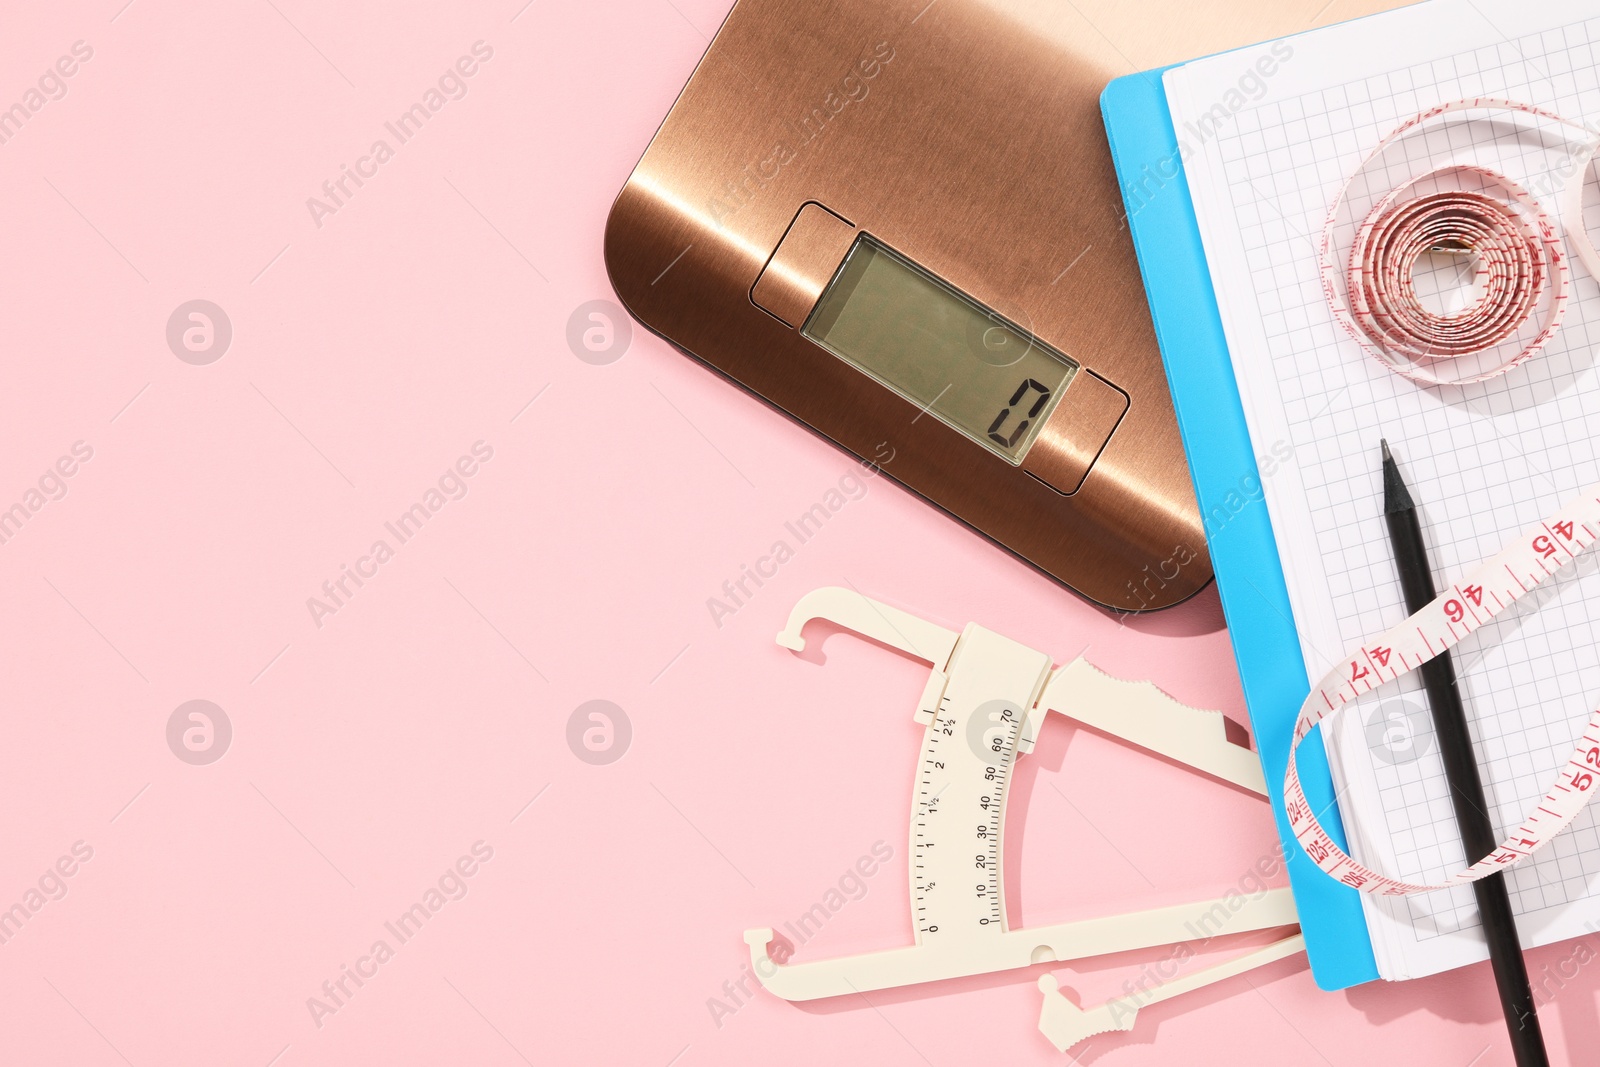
[743,587,1304,1052]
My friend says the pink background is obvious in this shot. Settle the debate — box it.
[2,0,1598,1064]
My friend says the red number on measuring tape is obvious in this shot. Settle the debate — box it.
[1369,645,1392,666]
[1586,748,1600,767]
[1445,600,1464,623]
[1555,520,1576,540]
[1534,535,1557,558]
[1573,771,1595,791]
[1462,584,1483,605]
[1306,839,1329,862]
[1349,660,1369,683]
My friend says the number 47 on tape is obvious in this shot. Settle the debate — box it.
[742,587,1303,1053]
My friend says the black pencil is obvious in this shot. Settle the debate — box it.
[1381,440,1547,1067]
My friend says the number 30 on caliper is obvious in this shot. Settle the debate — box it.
[742,588,1304,1053]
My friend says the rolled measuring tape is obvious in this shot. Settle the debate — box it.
[1320,99,1600,386]
[1284,485,1600,894]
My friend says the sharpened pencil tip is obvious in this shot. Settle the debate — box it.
[1381,439,1415,514]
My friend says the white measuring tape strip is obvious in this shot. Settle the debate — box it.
[1285,486,1600,894]
[1320,99,1600,386]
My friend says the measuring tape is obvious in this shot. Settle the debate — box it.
[1320,99,1600,385]
[1289,100,1600,893]
[1285,484,1600,894]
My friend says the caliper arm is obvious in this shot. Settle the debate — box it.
[1038,659,1266,795]
[777,586,959,667]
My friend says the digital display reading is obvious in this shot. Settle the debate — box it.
[802,235,1077,463]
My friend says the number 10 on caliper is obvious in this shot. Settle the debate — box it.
[743,588,1304,1053]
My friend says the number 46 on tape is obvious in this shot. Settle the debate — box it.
[742,588,1303,1053]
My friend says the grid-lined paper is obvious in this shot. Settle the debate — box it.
[1167,0,1600,979]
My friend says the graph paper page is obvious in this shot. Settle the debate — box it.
[1166,0,1600,979]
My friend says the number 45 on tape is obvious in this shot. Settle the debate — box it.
[743,588,1304,1053]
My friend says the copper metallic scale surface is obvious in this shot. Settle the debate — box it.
[605,0,1372,611]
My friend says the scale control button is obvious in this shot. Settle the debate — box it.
[751,203,856,327]
[1020,371,1128,495]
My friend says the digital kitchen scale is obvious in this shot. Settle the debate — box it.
[603,0,1211,610]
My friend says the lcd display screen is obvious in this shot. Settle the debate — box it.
[802,236,1077,462]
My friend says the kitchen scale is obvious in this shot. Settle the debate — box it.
[604,0,1211,611]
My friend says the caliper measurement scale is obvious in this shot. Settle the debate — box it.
[745,588,1306,1051]
[912,628,1045,950]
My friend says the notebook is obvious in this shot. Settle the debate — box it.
[1153,0,1600,981]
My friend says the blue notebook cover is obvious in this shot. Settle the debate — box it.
[1100,69,1380,990]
